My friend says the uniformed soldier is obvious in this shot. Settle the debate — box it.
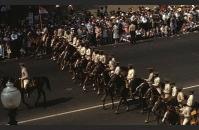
[72,36,77,47]
[114,62,121,76]
[91,50,96,62]
[152,72,161,94]
[85,46,92,61]
[127,64,135,85]
[163,79,171,99]
[186,91,194,108]
[99,51,107,65]
[177,88,185,107]
[108,57,116,75]
[19,63,29,90]
[180,106,192,125]
[80,45,86,58]
[145,68,154,84]
[94,51,100,64]
[171,82,178,97]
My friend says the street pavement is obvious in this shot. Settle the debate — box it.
[0,32,199,125]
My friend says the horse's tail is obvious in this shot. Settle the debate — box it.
[42,76,51,91]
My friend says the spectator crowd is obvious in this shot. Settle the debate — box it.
[0,5,199,60]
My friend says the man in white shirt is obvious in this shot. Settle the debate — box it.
[85,46,91,61]
[19,63,29,90]
[187,91,194,108]
[163,80,171,99]
[180,106,192,125]
[108,57,116,75]
[126,64,135,84]
[152,72,161,94]
[145,68,154,84]
[114,62,121,76]
[171,82,177,97]
[80,45,86,58]
[177,88,185,107]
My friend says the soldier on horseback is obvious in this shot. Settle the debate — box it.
[152,72,161,95]
[19,63,29,91]
[163,79,172,99]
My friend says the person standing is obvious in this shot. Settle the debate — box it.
[129,22,136,44]
[113,23,119,44]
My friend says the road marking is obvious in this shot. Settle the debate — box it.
[18,101,120,124]
[183,84,199,90]
[11,84,199,124]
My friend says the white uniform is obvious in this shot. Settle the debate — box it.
[145,72,154,83]
[163,83,171,98]
[99,55,106,64]
[152,76,161,94]
[72,37,77,46]
[57,28,64,37]
[92,52,96,62]
[153,77,160,87]
[172,86,177,97]
[181,106,191,125]
[80,46,86,56]
[94,54,100,63]
[127,69,135,83]
[21,67,29,89]
[187,94,194,107]
[77,45,82,53]
[85,48,91,60]
[177,91,185,104]
[114,66,120,75]
[108,58,116,71]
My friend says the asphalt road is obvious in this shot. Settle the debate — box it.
[0,32,199,125]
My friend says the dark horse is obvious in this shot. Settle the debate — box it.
[13,76,51,108]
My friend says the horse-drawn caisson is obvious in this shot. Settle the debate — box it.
[50,32,199,125]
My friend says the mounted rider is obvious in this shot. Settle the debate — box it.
[108,56,116,76]
[126,64,135,88]
[19,63,29,90]
[186,91,194,109]
[99,51,107,65]
[152,72,161,95]
[163,79,172,99]
[144,68,154,84]
[85,45,92,61]
[177,88,185,107]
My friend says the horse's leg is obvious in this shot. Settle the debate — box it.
[101,90,107,110]
[124,97,129,111]
[110,90,115,109]
[40,88,47,108]
[115,97,123,114]
[35,89,41,107]
[21,92,31,109]
[145,108,151,123]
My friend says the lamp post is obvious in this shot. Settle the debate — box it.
[1,81,21,125]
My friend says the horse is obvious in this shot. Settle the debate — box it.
[151,97,168,124]
[162,106,181,125]
[101,66,128,112]
[144,86,161,124]
[12,76,51,108]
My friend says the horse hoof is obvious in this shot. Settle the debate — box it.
[126,108,129,112]
[115,111,119,114]
[144,120,149,123]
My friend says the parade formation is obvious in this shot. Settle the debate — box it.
[0,5,199,125]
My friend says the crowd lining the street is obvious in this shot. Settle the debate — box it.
[0,5,199,60]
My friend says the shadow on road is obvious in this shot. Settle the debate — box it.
[37,97,73,108]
